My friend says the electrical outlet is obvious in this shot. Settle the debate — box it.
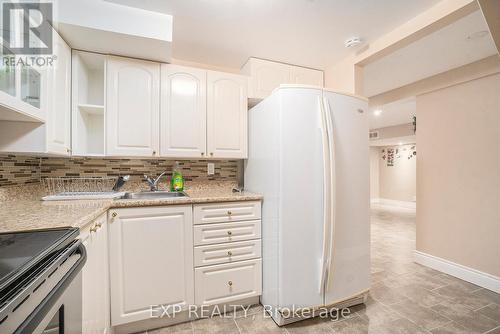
[207,163,215,175]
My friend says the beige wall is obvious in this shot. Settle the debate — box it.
[369,147,380,199]
[416,73,500,277]
[378,145,417,202]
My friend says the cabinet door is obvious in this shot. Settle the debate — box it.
[108,206,194,326]
[290,66,324,87]
[160,64,206,158]
[47,31,71,155]
[106,56,160,156]
[82,215,110,334]
[81,228,95,334]
[207,71,248,158]
[249,58,290,99]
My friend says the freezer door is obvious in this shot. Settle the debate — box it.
[277,87,325,309]
[323,92,370,305]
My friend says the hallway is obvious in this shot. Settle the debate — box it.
[361,204,500,333]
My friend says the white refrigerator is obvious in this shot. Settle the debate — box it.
[244,86,370,325]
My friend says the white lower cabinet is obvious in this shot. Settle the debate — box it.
[103,200,262,329]
[81,214,110,334]
[195,259,262,306]
[108,205,194,326]
[193,202,262,307]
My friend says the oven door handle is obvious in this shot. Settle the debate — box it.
[14,242,87,334]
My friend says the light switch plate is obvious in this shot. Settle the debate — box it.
[207,163,215,175]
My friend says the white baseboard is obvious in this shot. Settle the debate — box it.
[414,250,500,294]
[371,198,416,209]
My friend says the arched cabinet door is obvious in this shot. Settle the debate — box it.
[206,71,248,159]
[160,64,207,158]
[106,56,160,157]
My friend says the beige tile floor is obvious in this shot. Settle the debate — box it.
[141,204,500,334]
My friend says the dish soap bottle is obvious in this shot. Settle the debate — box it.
[170,161,184,192]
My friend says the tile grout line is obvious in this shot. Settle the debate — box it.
[484,325,500,334]
[387,300,452,333]
[232,317,242,334]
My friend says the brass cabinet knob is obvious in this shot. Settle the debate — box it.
[96,222,102,228]
[112,212,117,218]
[66,148,71,153]
[227,231,232,236]
[227,251,233,256]
[90,225,98,233]
[227,211,232,216]
[228,281,233,286]
[201,152,204,156]
[152,151,156,156]
[210,152,213,156]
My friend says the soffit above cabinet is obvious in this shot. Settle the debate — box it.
[53,0,173,62]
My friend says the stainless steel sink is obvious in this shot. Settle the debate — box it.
[121,191,188,200]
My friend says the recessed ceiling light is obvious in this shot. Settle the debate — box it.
[345,37,362,48]
[373,109,382,116]
[466,30,489,40]
[398,142,403,146]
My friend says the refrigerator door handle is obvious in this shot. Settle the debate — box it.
[323,97,337,291]
[318,95,331,295]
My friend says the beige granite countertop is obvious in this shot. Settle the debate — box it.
[0,181,262,233]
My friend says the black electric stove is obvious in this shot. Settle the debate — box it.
[0,228,86,334]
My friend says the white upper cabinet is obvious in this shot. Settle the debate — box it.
[0,29,71,156]
[207,71,248,159]
[290,66,324,87]
[242,58,291,100]
[108,206,194,326]
[47,32,71,155]
[160,64,207,158]
[0,58,48,123]
[71,51,106,156]
[106,56,160,157]
[242,57,324,100]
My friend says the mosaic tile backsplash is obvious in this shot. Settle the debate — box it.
[0,154,238,187]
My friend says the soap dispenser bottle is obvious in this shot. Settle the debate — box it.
[170,161,184,192]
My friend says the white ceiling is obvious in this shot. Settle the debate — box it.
[105,0,441,70]
[369,97,416,130]
[363,10,498,97]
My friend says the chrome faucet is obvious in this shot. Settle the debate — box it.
[143,172,167,192]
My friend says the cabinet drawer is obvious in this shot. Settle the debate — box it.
[193,220,261,246]
[195,259,262,305]
[194,240,261,267]
[194,201,261,224]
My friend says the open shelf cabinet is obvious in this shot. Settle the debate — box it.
[72,51,106,156]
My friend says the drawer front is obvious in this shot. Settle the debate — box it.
[194,201,261,224]
[193,220,261,246]
[195,259,262,305]
[194,240,261,267]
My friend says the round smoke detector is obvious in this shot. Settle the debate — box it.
[466,30,489,40]
[345,37,363,48]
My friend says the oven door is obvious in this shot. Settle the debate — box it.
[9,243,86,334]
[34,273,83,334]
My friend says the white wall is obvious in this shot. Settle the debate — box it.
[375,144,417,202]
